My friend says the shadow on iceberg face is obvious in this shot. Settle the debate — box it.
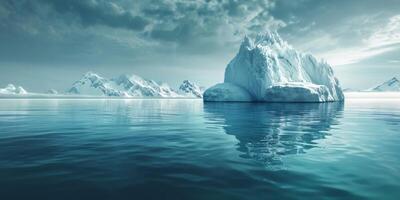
[203,102,344,167]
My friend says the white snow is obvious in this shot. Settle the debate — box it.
[68,72,121,96]
[0,73,205,99]
[203,83,252,102]
[110,74,179,97]
[0,84,27,95]
[178,80,203,98]
[204,31,344,102]
[368,77,400,92]
[67,72,202,98]
[263,82,332,102]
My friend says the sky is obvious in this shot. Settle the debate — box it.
[0,0,399,92]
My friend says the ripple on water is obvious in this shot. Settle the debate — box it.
[0,99,399,199]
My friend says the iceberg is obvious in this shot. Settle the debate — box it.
[204,31,344,102]
[368,77,400,92]
[0,84,27,95]
[178,80,203,98]
[203,83,252,101]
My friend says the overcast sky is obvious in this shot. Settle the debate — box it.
[0,0,399,91]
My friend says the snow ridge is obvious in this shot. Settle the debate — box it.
[68,72,202,98]
[178,80,203,98]
[369,77,400,91]
[0,84,27,95]
[68,72,123,96]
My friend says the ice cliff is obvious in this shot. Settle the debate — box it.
[204,31,344,102]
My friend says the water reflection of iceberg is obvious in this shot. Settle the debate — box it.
[204,102,344,166]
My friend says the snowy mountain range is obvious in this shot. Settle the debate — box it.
[68,72,203,98]
[204,31,344,102]
[0,84,27,95]
[368,77,400,92]
[0,72,203,98]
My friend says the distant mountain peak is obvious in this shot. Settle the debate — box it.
[388,77,399,85]
[67,72,202,98]
[0,84,27,94]
[68,72,113,95]
[178,80,203,98]
[370,77,400,91]
[47,89,58,94]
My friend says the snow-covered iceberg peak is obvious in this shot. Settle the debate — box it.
[0,84,27,95]
[178,80,203,98]
[204,31,344,102]
[369,77,400,91]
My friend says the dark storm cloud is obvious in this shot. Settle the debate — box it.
[1,0,400,91]
[39,0,148,31]
[0,0,282,59]
[1,0,399,62]
[143,0,283,44]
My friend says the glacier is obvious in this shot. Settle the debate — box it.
[204,31,344,102]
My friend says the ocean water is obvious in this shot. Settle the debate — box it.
[0,99,399,200]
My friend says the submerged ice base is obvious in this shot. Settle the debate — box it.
[203,83,252,102]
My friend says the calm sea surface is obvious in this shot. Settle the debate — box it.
[0,99,399,200]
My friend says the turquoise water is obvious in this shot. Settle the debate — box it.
[0,99,399,199]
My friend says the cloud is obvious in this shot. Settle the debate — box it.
[320,45,398,66]
[0,0,285,59]
[2,0,399,66]
[141,0,284,46]
[38,0,285,46]
[1,0,400,91]
[40,0,149,31]
[366,15,400,47]
[272,0,400,68]
[321,15,400,66]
